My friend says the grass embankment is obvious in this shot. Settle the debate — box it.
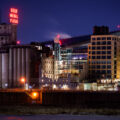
[0,105,120,115]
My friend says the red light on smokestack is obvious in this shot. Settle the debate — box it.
[59,40,62,45]
[9,8,19,25]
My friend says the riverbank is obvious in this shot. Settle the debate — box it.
[0,105,120,115]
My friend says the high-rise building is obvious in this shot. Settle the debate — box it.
[88,35,120,83]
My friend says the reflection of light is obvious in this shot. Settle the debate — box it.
[5,83,8,87]
[62,84,69,90]
[52,84,57,89]
[73,57,77,60]
[45,84,48,86]
[79,57,82,60]
[29,86,32,89]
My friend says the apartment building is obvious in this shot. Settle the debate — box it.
[88,35,120,83]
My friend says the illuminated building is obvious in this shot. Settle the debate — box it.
[60,46,88,84]
[88,26,120,83]
[40,35,90,88]
[41,56,54,80]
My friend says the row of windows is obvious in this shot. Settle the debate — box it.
[92,37,117,41]
[92,41,111,45]
[91,70,111,74]
[92,46,111,50]
[91,65,111,69]
[90,56,111,59]
[0,36,9,40]
[89,51,111,54]
[89,61,111,64]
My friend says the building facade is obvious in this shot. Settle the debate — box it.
[88,35,120,83]
[0,23,17,46]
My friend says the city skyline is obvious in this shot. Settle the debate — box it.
[1,0,120,44]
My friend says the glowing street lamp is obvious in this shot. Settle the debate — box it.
[20,77,25,83]
[20,77,26,89]
[31,92,38,99]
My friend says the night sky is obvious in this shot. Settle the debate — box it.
[1,0,120,44]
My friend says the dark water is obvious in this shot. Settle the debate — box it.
[0,115,120,120]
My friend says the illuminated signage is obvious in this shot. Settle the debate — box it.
[9,8,19,24]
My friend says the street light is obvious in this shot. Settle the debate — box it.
[31,92,38,99]
[20,77,26,89]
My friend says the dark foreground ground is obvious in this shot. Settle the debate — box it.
[1,115,120,120]
[1,105,120,115]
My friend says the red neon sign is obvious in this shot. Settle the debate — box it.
[9,8,19,24]
[10,8,18,14]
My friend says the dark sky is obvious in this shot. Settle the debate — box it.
[1,0,120,44]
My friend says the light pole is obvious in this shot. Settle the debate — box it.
[20,77,26,89]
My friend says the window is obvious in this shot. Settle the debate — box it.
[92,38,95,40]
[102,46,106,49]
[97,42,100,45]
[107,56,111,59]
[101,70,106,74]
[107,51,111,54]
[107,61,111,64]
[102,65,106,69]
[92,56,95,59]
[97,51,101,54]
[102,51,106,54]
[97,37,101,40]
[107,46,111,49]
[107,41,111,45]
[102,41,106,45]
[92,51,95,54]
[92,47,95,50]
[107,70,111,74]
[97,65,100,69]
[107,37,111,40]
[92,42,95,45]
[97,46,100,49]
[97,56,100,59]
[1,37,4,40]
[102,56,106,59]
[102,37,106,40]
[107,65,111,69]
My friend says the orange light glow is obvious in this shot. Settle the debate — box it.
[32,92,38,99]
[20,77,25,83]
